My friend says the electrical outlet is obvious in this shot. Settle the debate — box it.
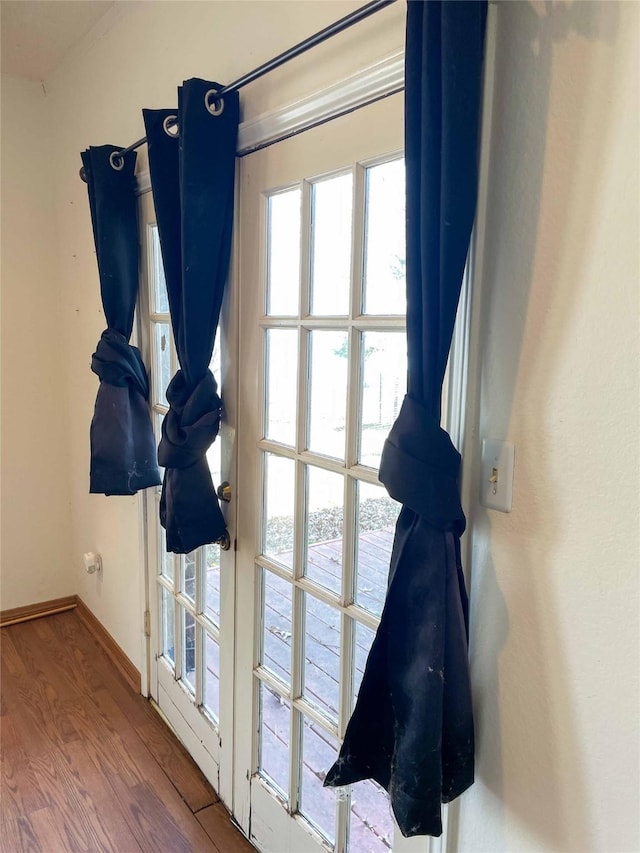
[83,552,102,574]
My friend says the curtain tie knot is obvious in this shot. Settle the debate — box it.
[379,395,466,534]
[91,328,150,399]
[158,369,222,470]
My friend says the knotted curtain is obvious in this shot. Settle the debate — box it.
[325,0,488,837]
[143,78,239,554]
[81,145,161,496]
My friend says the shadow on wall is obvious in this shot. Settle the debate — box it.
[457,1,621,851]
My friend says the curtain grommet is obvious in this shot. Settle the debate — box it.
[205,89,225,116]
[163,114,179,137]
[109,151,125,171]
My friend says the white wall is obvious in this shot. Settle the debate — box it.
[0,76,74,609]
[459,2,639,851]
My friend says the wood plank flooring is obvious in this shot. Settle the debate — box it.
[0,610,255,853]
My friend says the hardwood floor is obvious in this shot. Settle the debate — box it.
[0,611,255,853]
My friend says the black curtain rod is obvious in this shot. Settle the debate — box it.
[80,0,398,182]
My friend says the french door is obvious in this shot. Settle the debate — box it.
[235,94,418,853]
[142,93,440,852]
[139,187,236,805]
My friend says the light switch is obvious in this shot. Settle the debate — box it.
[480,439,515,512]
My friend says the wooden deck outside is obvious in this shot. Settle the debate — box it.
[257,528,396,851]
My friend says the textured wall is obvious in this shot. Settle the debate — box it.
[459,2,639,851]
[0,76,74,610]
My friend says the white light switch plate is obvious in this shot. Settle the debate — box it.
[480,439,515,512]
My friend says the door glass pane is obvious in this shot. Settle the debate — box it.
[354,620,376,704]
[204,633,220,722]
[359,331,406,469]
[355,481,399,617]
[206,436,222,488]
[310,173,352,316]
[155,413,165,482]
[350,778,394,853]
[160,531,174,583]
[206,338,223,478]
[210,332,221,378]
[150,225,170,314]
[259,681,290,799]
[299,716,338,844]
[268,189,301,316]
[262,569,293,687]
[265,329,298,446]
[303,593,340,721]
[363,159,406,315]
[305,466,343,595]
[182,609,196,694]
[161,587,175,667]
[308,331,348,459]
[154,322,171,406]
[181,551,196,603]
[263,453,295,570]
[205,543,220,626]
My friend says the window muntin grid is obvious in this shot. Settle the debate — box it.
[255,156,403,851]
[147,223,224,728]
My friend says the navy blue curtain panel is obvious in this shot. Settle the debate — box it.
[81,145,161,496]
[325,0,487,837]
[143,79,239,554]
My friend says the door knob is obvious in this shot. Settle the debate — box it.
[216,530,231,551]
[217,481,232,502]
